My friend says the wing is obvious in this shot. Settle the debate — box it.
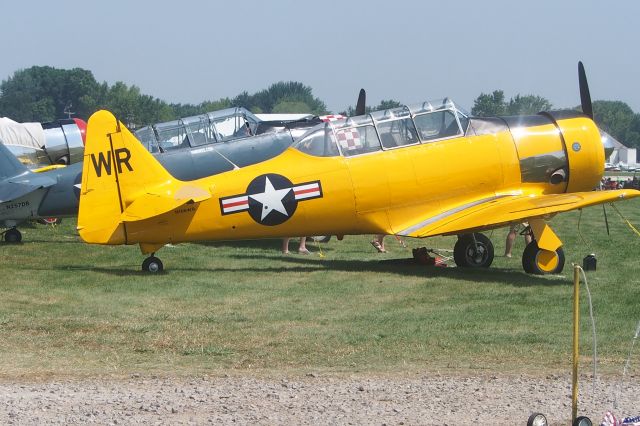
[396,189,640,238]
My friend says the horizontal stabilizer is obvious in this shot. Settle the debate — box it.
[0,173,56,203]
[121,187,210,222]
[0,182,40,203]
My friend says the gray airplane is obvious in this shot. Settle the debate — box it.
[1,117,86,167]
[0,142,81,242]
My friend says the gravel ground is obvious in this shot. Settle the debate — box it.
[0,373,638,425]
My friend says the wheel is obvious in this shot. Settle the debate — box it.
[309,236,331,243]
[573,416,592,426]
[453,233,494,268]
[142,256,163,273]
[527,412,548,426]
[522,240,565,275]
[4,228,22,243]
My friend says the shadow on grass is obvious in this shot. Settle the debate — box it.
[6,239,80,244]
[193,240,281,250]
[270,255,569,287]
[46,264,323,277]
[192,239,335,252]
[46,256,570,287]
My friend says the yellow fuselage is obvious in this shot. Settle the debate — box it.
[115,115,603,246]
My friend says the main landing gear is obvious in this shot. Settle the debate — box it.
[2,227,22,243]
[453,228,565,275]
[142,255,163,273]
[453,233,494,268]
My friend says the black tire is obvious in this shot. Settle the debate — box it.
[309,236,331,243]
[573,416,592,426]
[453,233,494,268]
[4,228,22,243]
[142,256,163,273]
[522,240,565,275]
[527,412,548,426]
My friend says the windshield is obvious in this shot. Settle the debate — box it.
[293,123,339,157]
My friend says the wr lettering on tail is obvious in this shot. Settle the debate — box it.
[90,148,133,177]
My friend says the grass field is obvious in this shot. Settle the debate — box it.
[1,199,639,379]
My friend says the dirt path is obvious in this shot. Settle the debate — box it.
[1,373,638,425]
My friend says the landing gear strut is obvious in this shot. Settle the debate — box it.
[142,254,163,273]
[2,227,22,243]
[453,233,494,268]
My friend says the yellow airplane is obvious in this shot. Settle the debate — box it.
[77,63,640,273]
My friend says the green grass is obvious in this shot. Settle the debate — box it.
[1,199,639,379]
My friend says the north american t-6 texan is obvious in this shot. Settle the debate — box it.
[76,62,639,273]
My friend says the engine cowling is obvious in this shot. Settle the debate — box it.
[41,118,87,165]
[503,110,603,194]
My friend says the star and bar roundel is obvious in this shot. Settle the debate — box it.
[219,173,323,226]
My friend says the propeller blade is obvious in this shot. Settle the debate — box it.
[578,61,594,119]
[355,89,366,116]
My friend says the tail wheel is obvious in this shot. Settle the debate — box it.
[522,241,565,275]
[142,256,163,273]
[453,233,494,268]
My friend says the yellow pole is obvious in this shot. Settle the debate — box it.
[572,264,580,424]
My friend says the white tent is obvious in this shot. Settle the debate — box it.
[0,117,45,150]
[605,131,637,166]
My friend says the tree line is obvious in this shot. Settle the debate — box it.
[1,66,639,153]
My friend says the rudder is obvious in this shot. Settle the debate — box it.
[77,110,177,244]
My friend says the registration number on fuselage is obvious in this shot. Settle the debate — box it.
[4,201,30,210]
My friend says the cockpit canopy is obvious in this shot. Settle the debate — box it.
[294,99,469,157]
[134,107,261,153]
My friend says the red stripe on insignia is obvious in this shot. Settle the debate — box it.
[294,187,318,196]
[224,199,248,208]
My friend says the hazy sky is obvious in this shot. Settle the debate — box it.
[2,0,639,114]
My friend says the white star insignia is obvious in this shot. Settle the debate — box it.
[249,177,291,221]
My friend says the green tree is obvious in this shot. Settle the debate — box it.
[341,99,402,116]
[0,66,338,127]
[272,100,313,114]
[471,90,506,117]
[592,100,640,151]
[375,99,402,111]
[102,82,143,127]
[471,91,552,117]
[0,66,102,121]
[232,81,327,114]
[506,94,552,115]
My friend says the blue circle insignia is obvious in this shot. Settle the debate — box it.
[572,142,581,152]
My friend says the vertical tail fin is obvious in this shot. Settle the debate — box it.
[0,141,29,179]
[77,110,177,244]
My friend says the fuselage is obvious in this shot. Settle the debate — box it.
[113,107,604,246]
